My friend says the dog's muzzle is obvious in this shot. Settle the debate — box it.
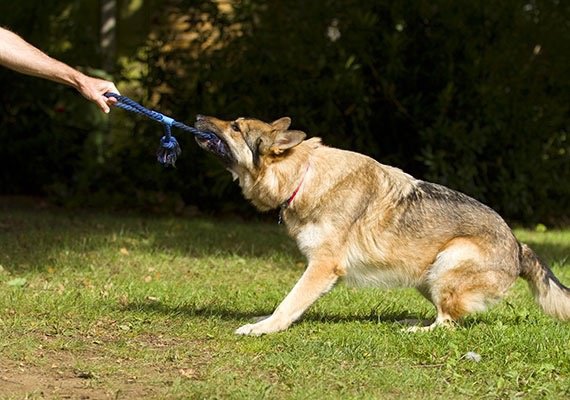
[194,116,232,162]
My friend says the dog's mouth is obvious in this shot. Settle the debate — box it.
[194,119,233,163]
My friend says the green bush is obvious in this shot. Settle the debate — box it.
[0,0,568,223]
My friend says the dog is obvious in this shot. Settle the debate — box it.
[194,115,570,335]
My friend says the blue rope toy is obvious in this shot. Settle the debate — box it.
[104,92,222,167]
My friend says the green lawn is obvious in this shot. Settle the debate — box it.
[0,198,569,399]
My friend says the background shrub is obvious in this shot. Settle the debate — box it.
[0,0,568,223]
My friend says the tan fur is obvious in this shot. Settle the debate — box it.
[194,115,570,335]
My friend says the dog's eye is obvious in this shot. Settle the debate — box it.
[230,122,241,132]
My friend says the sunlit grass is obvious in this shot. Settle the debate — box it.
[0,200,569,399]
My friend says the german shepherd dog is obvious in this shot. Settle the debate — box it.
[194,115,570,335]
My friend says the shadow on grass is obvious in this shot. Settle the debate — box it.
[0,197,299,273]
[123,299,540,329]
[122,299,426,327]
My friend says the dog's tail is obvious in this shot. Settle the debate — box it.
[519,243,570,320]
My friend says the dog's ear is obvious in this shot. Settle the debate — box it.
[271,117,291,132]
[269,130,306,155]
[259,117,305,155]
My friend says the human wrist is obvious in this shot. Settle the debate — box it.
[69,69,87,91]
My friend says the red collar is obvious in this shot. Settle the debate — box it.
[279,165,309,224]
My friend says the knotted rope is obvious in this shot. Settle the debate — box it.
[104,92,220,167]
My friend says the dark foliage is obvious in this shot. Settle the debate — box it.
[0,0,568,223]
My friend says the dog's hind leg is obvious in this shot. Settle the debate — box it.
[408,238,516,332]
[407,268,496,333]
[235,259,341,336]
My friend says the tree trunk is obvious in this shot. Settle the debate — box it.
[100,0,117,72]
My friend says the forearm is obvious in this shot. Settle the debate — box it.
[0,27,84,89]
[0,27,119,113]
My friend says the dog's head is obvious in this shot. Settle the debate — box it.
[194,115,306,179]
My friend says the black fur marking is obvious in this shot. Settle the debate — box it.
[541,258,570,291]
[394,180,503,239]
[397,181,483,209]
[252,137,261,167]
[416,182,479,204]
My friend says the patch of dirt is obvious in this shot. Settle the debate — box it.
[0,330,214,399]
[0,358,155,400]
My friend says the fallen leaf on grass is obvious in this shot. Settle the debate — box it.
[463,351,482,362]
[118,294,130,307]
[179,368,197,379]
[6,278,27,287]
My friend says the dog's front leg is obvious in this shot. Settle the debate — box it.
[235,260,340,336]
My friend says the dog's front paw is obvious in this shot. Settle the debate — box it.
[235,323,263,336]
[235,318,286,336]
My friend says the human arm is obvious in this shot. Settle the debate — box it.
[0,27,119,113]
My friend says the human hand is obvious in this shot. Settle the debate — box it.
[75,73,120,114]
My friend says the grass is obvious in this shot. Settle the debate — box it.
[0,197,569,399]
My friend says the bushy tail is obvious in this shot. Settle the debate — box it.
[519,243,570,320]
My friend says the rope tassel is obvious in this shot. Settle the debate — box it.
[157,124,182,166]
[104,92,217,167]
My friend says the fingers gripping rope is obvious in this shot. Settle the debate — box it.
[104,92,217,167]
